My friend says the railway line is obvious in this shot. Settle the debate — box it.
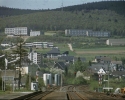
[11,85,125,100]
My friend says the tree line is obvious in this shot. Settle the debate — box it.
[0,1,125,36]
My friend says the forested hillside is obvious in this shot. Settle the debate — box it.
[0,1,125,36]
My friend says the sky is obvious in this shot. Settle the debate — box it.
[0,0,103,10]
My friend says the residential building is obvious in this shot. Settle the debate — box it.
[54,61,67,70]
[94,56,111,64]
[30,30,40,36]
[106,39,125,46]
[65,29,88,36]
[110,61,124,72]
[28,51,41,65]
[65,29,110,37]
[87,31,110,37]
[46,48,60,58]
[5,27,28,36]
[58,56,74,64]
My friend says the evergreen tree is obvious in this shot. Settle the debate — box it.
[12,35,28,90]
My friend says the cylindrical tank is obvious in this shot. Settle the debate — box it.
[43,73,52,86]
[54,74,61,86]
[55,74,58,86]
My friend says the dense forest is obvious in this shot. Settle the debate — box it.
[0,1,125,36]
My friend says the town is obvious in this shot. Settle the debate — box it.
[0,0,125,100]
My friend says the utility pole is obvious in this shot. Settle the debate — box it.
[61,0,63,12]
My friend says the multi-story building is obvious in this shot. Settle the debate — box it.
[28,51,41,65]
[65,29,110,37]
[65,29,87,36]
[30,30,40,36]
[87,31,110,37]
[5,27,28,36]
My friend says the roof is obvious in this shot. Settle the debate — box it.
[100,57,111,62]
[111,61,122,65]
[111,71,125,76]
[47,48,60,54]
[88,63,109,73]
[58,56,74,61]
[54,62,67,70]
[0,70,19,78]
[108,39,125,43]
[74,57,86,62]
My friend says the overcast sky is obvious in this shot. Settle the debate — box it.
[0,0,103,10]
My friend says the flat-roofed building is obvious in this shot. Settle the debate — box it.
[65,29,87,36]
[28,51,41,65]
[30,30,40,36]
[65,29,110,37]
[5,27,28,36]
[106,39,125,46]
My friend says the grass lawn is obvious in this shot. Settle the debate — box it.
[44,31,56,36]
[73,46,125,61]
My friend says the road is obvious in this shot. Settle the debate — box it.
[68,43,73,51]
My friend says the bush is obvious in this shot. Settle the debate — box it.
[73,76,87,85]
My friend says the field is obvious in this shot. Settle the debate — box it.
[44,31,56,36]
[72,47,125,61]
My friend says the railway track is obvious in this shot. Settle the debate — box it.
[66,85,124,100]
[11,86,59,100]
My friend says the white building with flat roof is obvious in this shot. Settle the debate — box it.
[28,51,41,65]
[30,30,40,36]
[5,27,28,36]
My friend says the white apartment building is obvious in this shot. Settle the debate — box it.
[28,51,41,65]
[30,30,40,36]
[5,27,28,36]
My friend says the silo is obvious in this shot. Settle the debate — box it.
[43,73,52,86]
[58,74,61,86]
[55,74,58,86]
[49,74,52,85]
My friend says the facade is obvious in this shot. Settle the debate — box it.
[5,27,28,36]
[65,29,110,37]
[23,42,53,48]
[30,30,40,36]
[65,29,87,36]
[106,39,125,46]
[87,31,110,37]
[43,73,52,86]
[47,48,60,58]
[28,51,41,65]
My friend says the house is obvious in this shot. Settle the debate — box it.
[88,63,109,74]
[110,71,125,78]
[58,56,74,64]
[94,56,111,64]
[106,39,125,46]
[46,48,60,59]
[110,61,123,72]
